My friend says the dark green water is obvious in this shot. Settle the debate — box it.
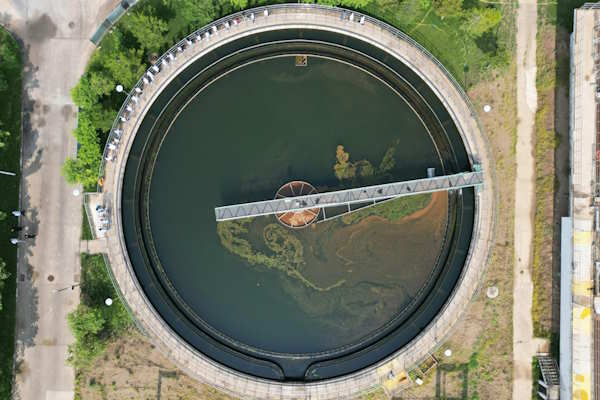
[148,56,446,354]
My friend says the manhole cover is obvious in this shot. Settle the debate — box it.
[486,286,499,299]
[47,274,54,282]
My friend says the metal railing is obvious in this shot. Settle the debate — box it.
[95,4,497,397]
[97,3,495,194]
[90,0,139,45]
[215,172,484,221]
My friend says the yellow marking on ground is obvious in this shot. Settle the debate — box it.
[573,306,592,334]
[574,230,592,244]
[573,373,590,400]
[573,281,594,296]
[573,383,591,400]
[381,370,410,392]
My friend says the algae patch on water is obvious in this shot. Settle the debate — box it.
[333,141,398,182]
[217,220,345,291]
[340,194,432,225]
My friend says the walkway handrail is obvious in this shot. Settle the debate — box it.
[215,171,484,221]
[96,3,494,194]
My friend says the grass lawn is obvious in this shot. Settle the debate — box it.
[0,27,22,399]
[531,0,577,342]
[362,0,514,88]
[532,356,541,399]
[71,254,131,400]
[81,207,93,241]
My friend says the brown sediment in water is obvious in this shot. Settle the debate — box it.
[275,181,319,228]
[396,191,442,222]
[281,192,449,335]
[277,208,320,227]
[349,192,442,229]
[297,192,448,288]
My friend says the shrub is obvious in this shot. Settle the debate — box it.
[67,255,131,369]
[0,259,8,311]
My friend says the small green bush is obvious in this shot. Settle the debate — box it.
[67,255,130,369]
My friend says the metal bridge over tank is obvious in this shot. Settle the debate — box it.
[215,171,484,221]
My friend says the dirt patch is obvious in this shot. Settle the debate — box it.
[76,331,235,400]
[76,330,391,400]
[61,104,75,121]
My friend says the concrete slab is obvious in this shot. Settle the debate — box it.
[46,390,75,400]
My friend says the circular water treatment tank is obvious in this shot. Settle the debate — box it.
[105,6,494,395]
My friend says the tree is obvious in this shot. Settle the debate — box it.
[0,211,6,221]
[62,117,102,188]
[0,259,9,312]
[462,8,502,38]
[121,8,169,53]
[100,48,146,90]
[68,306,105,339]
[67,305,106,368]
[316,0,374,7]
[71,72,114,110]
[229,0,249,8]
[0,130,9,149]
[163,0,217,27]
[84,106,117,133]
[91,31,146,89]
[432,0,463,18]
[0,36,20,71]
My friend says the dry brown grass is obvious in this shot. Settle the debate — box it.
[77,331,236,400]
[401,64,517,400]
[531,10,570,341]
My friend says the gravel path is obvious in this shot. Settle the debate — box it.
[513,1,547,398]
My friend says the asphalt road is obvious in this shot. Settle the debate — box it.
[0,1,117,399]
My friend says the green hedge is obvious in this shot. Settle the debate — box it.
[0,27,22,399]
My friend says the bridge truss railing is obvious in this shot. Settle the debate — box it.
[215,171,484,221]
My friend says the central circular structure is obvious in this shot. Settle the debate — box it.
[275,181,319,228]
[104,5,494,398]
